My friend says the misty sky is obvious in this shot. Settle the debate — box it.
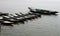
[0,0,60,13]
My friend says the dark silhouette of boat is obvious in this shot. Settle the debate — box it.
[15,12,41,20]
[0,12,41,26]
[28,12,41,17]
[15,13,26,17]
[0,12,9,16]
[0,20,14,25]
[15,13,28,21]
[28,7,58,15]
[2,15,25,23]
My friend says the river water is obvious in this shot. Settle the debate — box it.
[0,0,60,36]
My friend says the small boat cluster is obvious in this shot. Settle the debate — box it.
[0,12,41,26]
[0,7,58,26]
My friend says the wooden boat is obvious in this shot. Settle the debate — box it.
[20,12,24,15]
[2,15,26,23]
[28,12,41,17]
[10,14,19,18]
[15,13,37,21]
[0,20,13,26]
[2,16,20,23]
[0,16,24,25]
[0,12,9,16]
[11,13,27,21]
[15,13,24,17]
[28,7,58,15]
[15,13,21,16]
[0,12,41,24]
[24,14,38,20]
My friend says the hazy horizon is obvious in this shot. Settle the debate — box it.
[0,0,60,13]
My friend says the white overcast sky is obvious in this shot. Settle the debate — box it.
[0,0,60,13]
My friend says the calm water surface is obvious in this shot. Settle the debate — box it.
[0,0,60,36]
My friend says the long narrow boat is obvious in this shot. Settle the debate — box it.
[0,12,41,25]
[8,13,38,22]
[15,13,24,17]
[0,14,25,25]
[0,19,14,26]
[11,13,27,21]
[2,15,25,23]
[0,12,9,16]
[2,16,19,23]
[28,7,58,15]
[15,13,22,16]
[9,15,26,22]
[28,12,41,17]
[20,12,24,15]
